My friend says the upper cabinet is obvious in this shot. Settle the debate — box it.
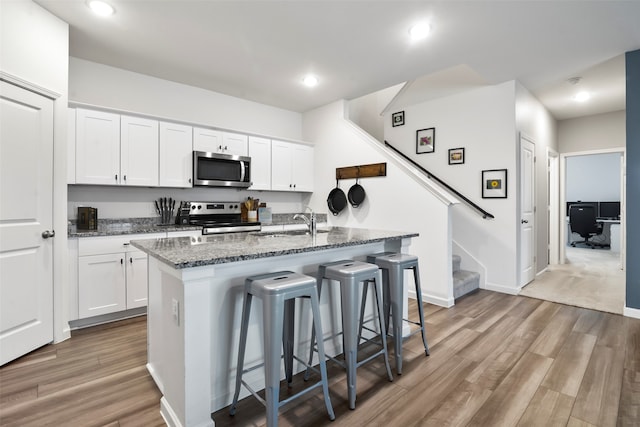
[248,136,271,191]
[159,122,193,188]
[271,140,314,192]
[194,128,248,156]
[75,108,121,185]
[120,115,159,186]
[75,109,159,186]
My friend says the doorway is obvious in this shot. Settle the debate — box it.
[520,148,626,314]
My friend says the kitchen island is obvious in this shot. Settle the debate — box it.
[131,227,418,427]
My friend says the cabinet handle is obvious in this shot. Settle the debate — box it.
[218,145,223,151]
[115,174,118,181]
[188,178,192,183]
[120,258,123,265]
[124,175,127,181]
[224,146,228,151]
[293,184,296,189]
[130,257,133,264]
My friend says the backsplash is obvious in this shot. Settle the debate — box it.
[68,185,318,220]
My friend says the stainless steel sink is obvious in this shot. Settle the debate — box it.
[254,229,330,237]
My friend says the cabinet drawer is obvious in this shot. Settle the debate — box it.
[79,233,164,256]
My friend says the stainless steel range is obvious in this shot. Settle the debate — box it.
[178,201,261,235]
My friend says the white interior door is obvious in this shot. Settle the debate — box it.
[0,81,54,365]
[519,134,536,287]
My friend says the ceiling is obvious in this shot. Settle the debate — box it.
[34,1,640,120]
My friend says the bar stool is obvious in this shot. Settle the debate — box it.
[364,252,429,375]
[305,260,393,410]
[230,271,335,426]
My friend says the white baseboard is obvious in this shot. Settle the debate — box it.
[484,282,520,295]
[408,289,454,308]
[624,306,640,319]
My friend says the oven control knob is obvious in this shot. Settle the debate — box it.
[197,205,202,210]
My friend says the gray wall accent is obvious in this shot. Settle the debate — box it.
[626,49,640,309]
[566,153,622,202]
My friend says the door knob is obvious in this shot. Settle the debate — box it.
[42,230,56,239]
[521,219,528,224]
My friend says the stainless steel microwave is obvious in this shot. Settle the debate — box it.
[193,151,251,188]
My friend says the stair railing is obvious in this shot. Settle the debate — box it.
[384,141,494,219]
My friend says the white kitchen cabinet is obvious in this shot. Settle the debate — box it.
[67,108,76,184]
[75,109,160,187]
[248,136,271,190]
[271,140,314,192]
[120,115,159,186]
[222,132,249,156]
[193,127,222,153]
[193,127,248,156]
[159,121,193,187]
[75,108,121,185]
[77,233,164,319]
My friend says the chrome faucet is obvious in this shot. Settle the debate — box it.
[293,208,317,236]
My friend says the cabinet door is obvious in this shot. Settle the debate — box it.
[291,144,314,192]
[75,108,120,185]
[67,108,76,184]
[120,115,159,186]
[271,140,293,191]
[126,249,148,309]
[193,127,223,152]
[78,253,126,318]
[159,122,193,187]
[248,136,271,190]
[222,132,248,156]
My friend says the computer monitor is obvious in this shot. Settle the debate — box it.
[599,201,620,219]
[567,201,598,216]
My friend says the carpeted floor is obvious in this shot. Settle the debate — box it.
[519,246,625,314]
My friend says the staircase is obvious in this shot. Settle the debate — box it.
[453,254,480,300]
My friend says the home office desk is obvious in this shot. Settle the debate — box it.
[566,218,620,252]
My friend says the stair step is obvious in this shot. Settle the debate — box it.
[452,254,461,272]
[453,269,480,300]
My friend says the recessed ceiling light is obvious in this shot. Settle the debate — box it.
[88,0,115,17]
[303,75,319,88]
[409,23,431,41]
[574,91,590,102]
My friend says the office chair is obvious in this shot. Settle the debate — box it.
[569,204,605,249]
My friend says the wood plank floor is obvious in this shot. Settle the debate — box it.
[2,290,640,427]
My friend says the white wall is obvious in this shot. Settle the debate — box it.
[384,81,519,293]
[69,57,302,141]
[1,0,70,342]
[566,153,622,201]
[516,82,558,275]
[348,83,404,142]
[559,110,626,153]
[303,101,454,306]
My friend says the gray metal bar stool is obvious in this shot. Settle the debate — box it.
[363,252,430,375]
[230,271,335,426]
[305,260,393,410]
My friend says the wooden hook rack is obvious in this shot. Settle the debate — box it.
[336,162,387,180]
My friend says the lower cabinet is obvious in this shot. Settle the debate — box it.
[77,233,164,319]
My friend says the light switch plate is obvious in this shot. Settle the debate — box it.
[171,298,180,326]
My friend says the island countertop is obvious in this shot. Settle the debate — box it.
[130,226,418,269]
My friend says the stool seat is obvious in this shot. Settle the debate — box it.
[230,271,334,426]
[365,252,429,375]
[306,259,393,410]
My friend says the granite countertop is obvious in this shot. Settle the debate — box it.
[130,227,418,269]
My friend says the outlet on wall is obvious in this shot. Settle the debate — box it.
[172,298,180,326]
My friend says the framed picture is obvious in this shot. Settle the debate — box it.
[448,147,465,165]
[392,111,404,127]
[416,127,435,154]
[482,169,507,198]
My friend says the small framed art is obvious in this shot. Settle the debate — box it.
[392,111,404,127]
[482,169,507,198]
[416,127,435,154]
[448,147,465,165]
